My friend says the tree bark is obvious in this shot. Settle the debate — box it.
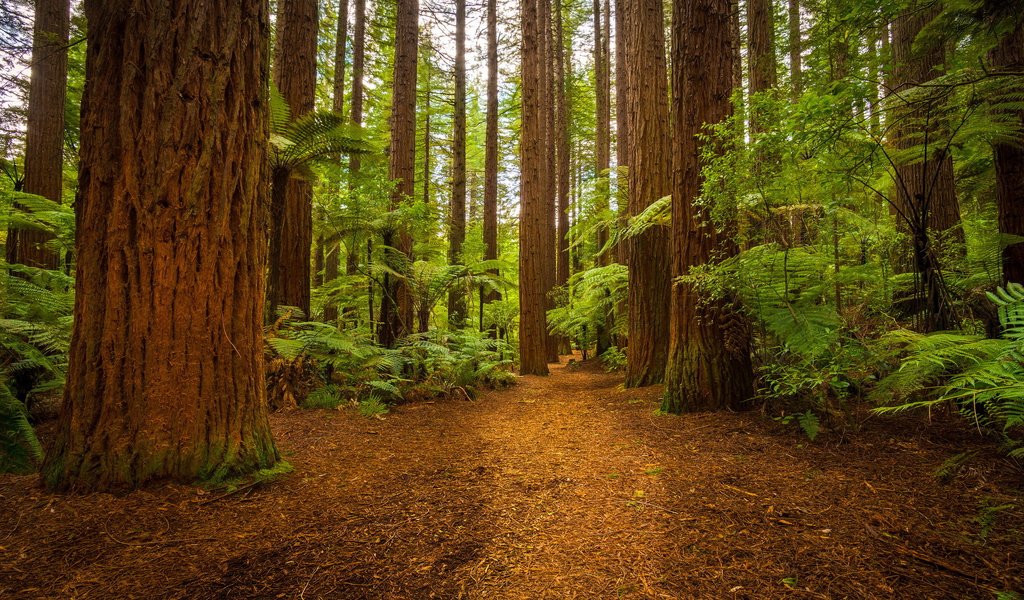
[483,0,501,313]
[378,0,418,348]
[542,0,559,363]
[747,0,776,133]
[556,0,570,288]
[594,0,610,266]
[991,19,1024,285]
[267,0,319,321]
[891,2,961,331]
[623,0,672,387]
[448,0,468,328]
[614,0,629,267]
[8,0,69,270]
[323,0,350,324]
[42,0,278,490]
[520,0,551,375]
[664,0,753,413]
[788,0,801,100]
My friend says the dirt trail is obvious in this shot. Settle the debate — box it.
[1,360,1022,599]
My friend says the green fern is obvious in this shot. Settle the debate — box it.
[874,286,1024,452]
[0,383,43,473]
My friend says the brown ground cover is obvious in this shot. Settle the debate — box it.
[1,359,1022,599]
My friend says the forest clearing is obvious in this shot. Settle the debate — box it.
[2,359,1022,599]
[3,0,1024,596]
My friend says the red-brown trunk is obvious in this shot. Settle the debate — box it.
[623,0,672,387]
[664,0,753,413]
[8,0,68,270]
[42,0,278,490]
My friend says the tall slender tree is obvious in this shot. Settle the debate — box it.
[42,0,278,490]
[346,0,367,328]
[992,18,1024,285]
[323,0,350,324]
[482,0,501,320]
[378,0,419,347]
[448,0,468,328]
[623,0,672,387]
[613,0,629,266]
[520,0,551,375]
[664,0,753,413]
[594,0,610,265]
[891,2,961,331]
[267,0,319,320]
[542,0,560,362]
[7,0,69,270]
[789,0,801,100]
[747,0,777,133]
[556,0,570,289]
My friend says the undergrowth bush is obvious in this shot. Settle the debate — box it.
[873,284,1024,457]
[265,312,516,416]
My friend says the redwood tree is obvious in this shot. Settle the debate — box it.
[991,19,1024,285]
[520,0,551,375]
[747,0,777,133]
[267,0,319,320]
[664,0,753,413]
[448,0,468,328]
[7,0,69,270]
[323,0,350,324]
[614,0,629,267]
[891,2,961,331]
[42,0,278,490]
[378,0,419,347]
[623,0,672,387]
[482,0,501,317]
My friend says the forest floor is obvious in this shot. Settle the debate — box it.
[1,358,1023,599]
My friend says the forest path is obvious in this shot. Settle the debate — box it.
[2,359,1023,599]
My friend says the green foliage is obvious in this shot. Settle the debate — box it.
[270,84,372,178]
[547,263,627,350]
[776,411,822,442]
[874,286,1024,455]
[599,346,627,372]
[0,384,42,473]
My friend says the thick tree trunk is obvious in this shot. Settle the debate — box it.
[448,0,468,329]
[623,0,672,387]
[267,0,318,321]
[520,0,551,375]
[8,0,68,270]
[483,0,501,313]
[378,0,418,348]
[991,20,1024,285]
[42,0,278,490]
[664,0,753,413]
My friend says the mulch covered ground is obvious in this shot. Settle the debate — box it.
[1,359,1022,599]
